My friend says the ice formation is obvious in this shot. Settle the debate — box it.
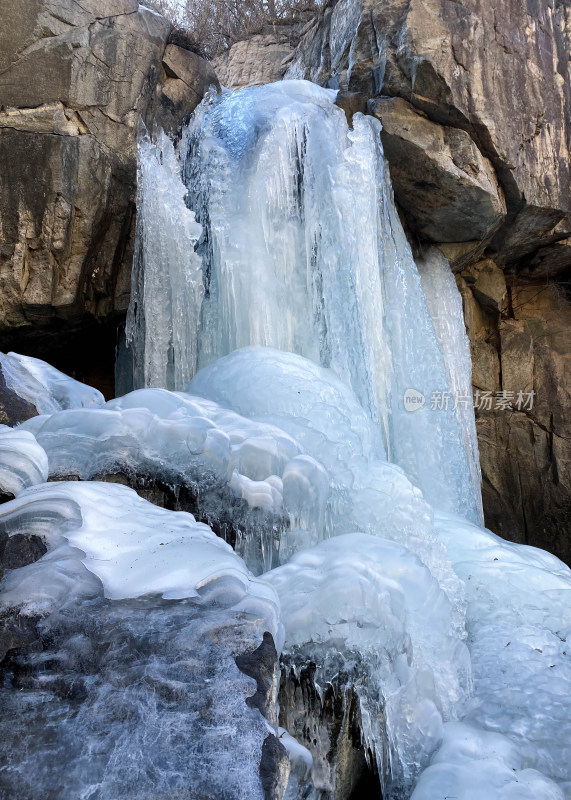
[417,248,484,524]
[20,385,326,573]
[0,482,280,799]
[267,533,470,796]
[128,80,481,524]
[1,76,570,800]
[126,131,204,390]
[0,425,48,496]
[0,351,104,413]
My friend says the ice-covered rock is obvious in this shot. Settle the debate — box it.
[19,387,330,574]
[411,722,566,800]
[190,347,465,621]
[425,512,571,795]
[0,425,48,498]
[0,481,283,800]
[267,533,470,797]
[0,352,104,415]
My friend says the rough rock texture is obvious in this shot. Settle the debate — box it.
[0,0,215,372]
[458,269,571,564]
[0,362,38,426]
[213,17,317,89]
[278,661,382,799]
[369,97,506,243]
[156,43,220,133]
[287,0,571,264]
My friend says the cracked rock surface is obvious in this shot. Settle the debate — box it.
[0,0,215,353]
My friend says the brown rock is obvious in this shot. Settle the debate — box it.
[0,1,218,367]
[213,34,295,89]
[335,90,368,127]
[154,45,220,134]
[463,259,508,313]
[278,661,381,798]
[461,275,571,563]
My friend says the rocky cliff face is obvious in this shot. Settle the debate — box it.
[0,0,217,382]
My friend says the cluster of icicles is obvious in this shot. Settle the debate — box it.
[0,81,570,800]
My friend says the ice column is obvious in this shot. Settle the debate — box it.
[126,132,204,390]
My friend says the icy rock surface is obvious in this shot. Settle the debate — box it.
[19,387,329,574]
[0,482,280,800]
[128,78,482,523]
[407,512,571,799]
[190,347,465,618]
[0,425,48,497]
[267,533,470,797]
[0,352,104,414]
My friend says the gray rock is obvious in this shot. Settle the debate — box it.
[2,534,48,571]
[0,0,217,356]
[287,0,571,262]
[369,97,506,243]
[0,361,39,426]
[154,44,220,134]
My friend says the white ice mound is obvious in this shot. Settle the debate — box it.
[0,481,280,639]
[266,533,470,794]
[189,345,386,465]
[190,347,466,620]
[0,425,48,496]
[411,722,566,800]
[22,387,302,495]
[430,512,571,792]
[0,351,104,414]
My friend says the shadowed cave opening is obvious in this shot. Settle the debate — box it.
[0,316,124,402]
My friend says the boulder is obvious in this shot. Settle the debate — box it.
[155,44,220,134]
[369,97,506,243]
[212,15,317,90]
[0,1,217,374]
[214,33,294,89]
[287,0,571,262]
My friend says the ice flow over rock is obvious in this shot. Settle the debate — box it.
[128,79,482,526]
[1,77,570,800]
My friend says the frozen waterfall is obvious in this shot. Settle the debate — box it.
[127,80,483,525]
[2,78,570,800]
